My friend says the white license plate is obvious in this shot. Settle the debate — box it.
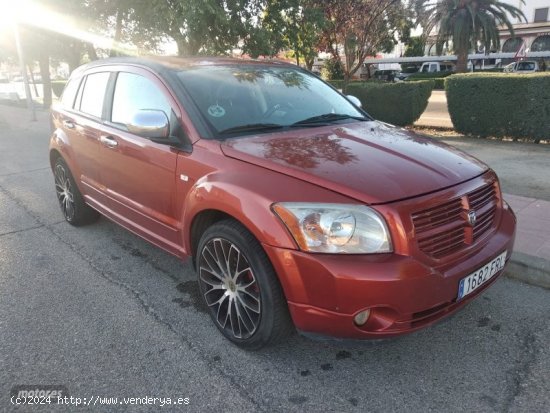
[458,251,507,300]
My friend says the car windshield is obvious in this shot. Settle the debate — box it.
[176,65,367,138]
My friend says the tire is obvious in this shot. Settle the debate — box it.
[53,157,100,226]
[196,219,293,350]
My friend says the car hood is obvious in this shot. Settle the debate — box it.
[220,121,488,204]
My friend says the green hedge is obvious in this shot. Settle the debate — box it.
[51,80,67,98]
[472,68,504,73]
[345,80,434,126]
[407,71,453,81]
[446,73,550,140]
[409,78,445,90]
[327,79,382,92]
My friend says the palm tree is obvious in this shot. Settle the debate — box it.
[419,0,526,72]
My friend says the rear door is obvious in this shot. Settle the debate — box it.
[57,71,112,196]
[95,68,182,253]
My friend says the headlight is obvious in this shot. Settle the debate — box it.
[272,203,392,254]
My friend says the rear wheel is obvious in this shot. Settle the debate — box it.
[53,157,99,226]
[196,220,293,349]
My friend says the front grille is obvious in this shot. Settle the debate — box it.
[412,182,498,258]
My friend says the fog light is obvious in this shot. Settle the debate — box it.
[353,309,371,326]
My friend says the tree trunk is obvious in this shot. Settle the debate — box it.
[87,43,98,61]
[66,42,81,73]
[305,56,314,71]
[456,48,469,73]
[175,36,187,56]
[38,53,52,108]
[110,10,124,57]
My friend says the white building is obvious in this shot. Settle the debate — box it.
[424,0,550,55]
[499,0,550,53]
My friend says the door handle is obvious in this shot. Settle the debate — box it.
[100,135,118,148]
[62,120,75,129]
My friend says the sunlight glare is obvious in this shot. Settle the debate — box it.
[0,0,137,55]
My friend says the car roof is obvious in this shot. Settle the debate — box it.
[72,56,295,77]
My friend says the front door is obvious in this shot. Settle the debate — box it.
[96,69,182,254]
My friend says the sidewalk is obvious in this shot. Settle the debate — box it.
[0,103,549,288]
[504,194,550,288]
[415,90,453,129]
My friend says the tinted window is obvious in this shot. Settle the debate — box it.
[111,72,171,126]
[178,65,364,135]
[517,62,535,70]
[61,77,81,109]
[79,72,110,118]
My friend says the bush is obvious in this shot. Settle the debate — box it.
[409,78,445,90]
[51,80,67,98]
[346,80,434,126]
[446,73,550,140]
[327,79,382,92]
[472,67,504,73]
[321,57,345,81]
[407,71,453,81]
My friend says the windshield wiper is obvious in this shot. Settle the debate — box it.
[218,123,285,136]
[292,113,368,126]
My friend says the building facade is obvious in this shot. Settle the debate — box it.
[500,0,550,54]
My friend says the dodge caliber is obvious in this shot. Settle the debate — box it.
[49,57,516,349]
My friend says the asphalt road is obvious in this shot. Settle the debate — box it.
[1,107,549,412]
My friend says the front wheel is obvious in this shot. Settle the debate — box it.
[196,220,293,349]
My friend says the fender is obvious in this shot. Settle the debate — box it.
[49,118,81,186]
[181,171,299,254]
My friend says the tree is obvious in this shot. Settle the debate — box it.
[255,0,326,69]
[135,0,262,56]
[318,0,410,81]
[418,0,526,72]
[404,36,425,57]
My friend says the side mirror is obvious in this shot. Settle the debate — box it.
[346,95,362,108]
[127,110,170,139]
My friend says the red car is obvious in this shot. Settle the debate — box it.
[50,57,516,349]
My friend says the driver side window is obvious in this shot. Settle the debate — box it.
[111,72,171,127]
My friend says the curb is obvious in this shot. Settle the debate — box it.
[505,251,550,289]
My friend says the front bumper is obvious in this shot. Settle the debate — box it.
[263,205,516,339]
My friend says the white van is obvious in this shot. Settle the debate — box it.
[419,62,455,73]
[503,60,539,73]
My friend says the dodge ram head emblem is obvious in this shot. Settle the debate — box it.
[467,210,477,226]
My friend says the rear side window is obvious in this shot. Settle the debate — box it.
[60,77,81,109]
[111,72,171,126]
[79,72,110,118]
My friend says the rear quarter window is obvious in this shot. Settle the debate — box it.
[79,72,110,118]
[60,77,81,109]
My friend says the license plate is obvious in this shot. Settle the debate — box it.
[458,251,507,300]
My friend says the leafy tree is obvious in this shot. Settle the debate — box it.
[255,0,326,69]
[404,36,425,57]
[321,56,345,80]
[134,0,262,56]
[418,0,526,72]
[318,0,410,81]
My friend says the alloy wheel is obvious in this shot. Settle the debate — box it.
[54,164,75,221]
[198,238,261,340]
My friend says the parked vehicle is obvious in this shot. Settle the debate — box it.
[419,61,455,73]
[50,57,516,349]
[373,69,399,82]
[395,66,419,81]
[503,60,539,73]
